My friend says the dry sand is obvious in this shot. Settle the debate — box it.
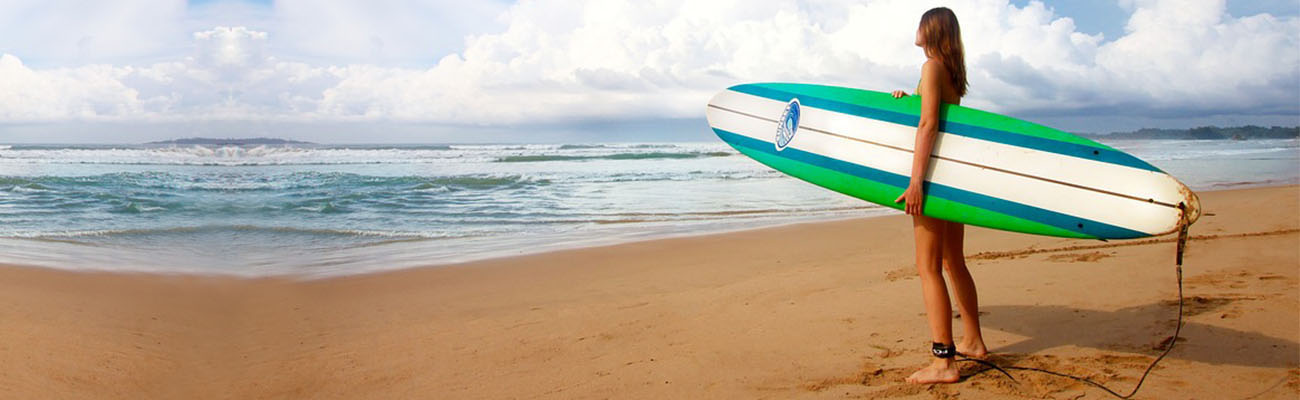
[1,185,1297,399]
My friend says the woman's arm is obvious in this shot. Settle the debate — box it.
[893,60,943,215]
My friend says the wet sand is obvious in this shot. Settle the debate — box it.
[1,185,1296,399]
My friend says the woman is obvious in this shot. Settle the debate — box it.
[890,7,987,384]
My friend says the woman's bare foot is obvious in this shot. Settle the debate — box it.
[905,358,960,384]
[957,338,988,359]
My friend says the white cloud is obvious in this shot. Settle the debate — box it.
[0,54,146,120]
[193,26,269,70]
[976,0,1300,117]
[0,26,338,122]
[0,0,190,66]
[0,0,1296,128]
[268,0,509,65]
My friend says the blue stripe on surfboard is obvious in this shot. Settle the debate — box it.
[713,127,1151,239]
[728,84,1161,173]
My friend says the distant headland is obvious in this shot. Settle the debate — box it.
[144,137,315,145]
[1082,125,1298,140]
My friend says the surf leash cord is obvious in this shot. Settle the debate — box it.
[954,202,1192,399]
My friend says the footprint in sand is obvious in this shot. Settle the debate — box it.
[1045,251,1113,262]
[884,266,915,282]
[867,344,902,359]
[1185,268,1294,291]
[1160,294,1264,320]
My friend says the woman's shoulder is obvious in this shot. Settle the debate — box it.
[919,59,947,85]
[920,58,961,103]
[921,58,948,75]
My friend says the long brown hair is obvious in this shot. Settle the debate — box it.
[918,7,968,97]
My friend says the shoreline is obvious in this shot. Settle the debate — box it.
[0,185,1296,399]
[0,182,1292,279]
[0,205,893,278]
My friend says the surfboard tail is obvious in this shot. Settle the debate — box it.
[1178,182,1201,227]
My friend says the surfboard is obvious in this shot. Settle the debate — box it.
[706,83,1200,240]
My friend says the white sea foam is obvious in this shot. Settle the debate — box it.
[0,225,464,240]
[1106,138,1299,161]
[0,143,733,166]
[0,146,461,166]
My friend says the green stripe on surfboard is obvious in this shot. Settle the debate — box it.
[734,145,1095,239]
[753,83,1114,151]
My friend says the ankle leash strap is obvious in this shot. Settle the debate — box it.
[931,342,956,359]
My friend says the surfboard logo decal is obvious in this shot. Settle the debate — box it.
[774,98,800,151]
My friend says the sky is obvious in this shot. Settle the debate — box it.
[0,0,1297,143]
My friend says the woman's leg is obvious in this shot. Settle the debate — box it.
[912,215,953,345]
[940,221,987,357]
[906,215,960,384]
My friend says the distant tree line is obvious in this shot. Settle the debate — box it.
[1083,125,1299,140]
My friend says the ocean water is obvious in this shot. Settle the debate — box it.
[0,138,1295,277]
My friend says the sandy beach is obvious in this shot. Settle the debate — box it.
[0,185,1296,399]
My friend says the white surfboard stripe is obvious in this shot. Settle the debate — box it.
[706,100,1179,235]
